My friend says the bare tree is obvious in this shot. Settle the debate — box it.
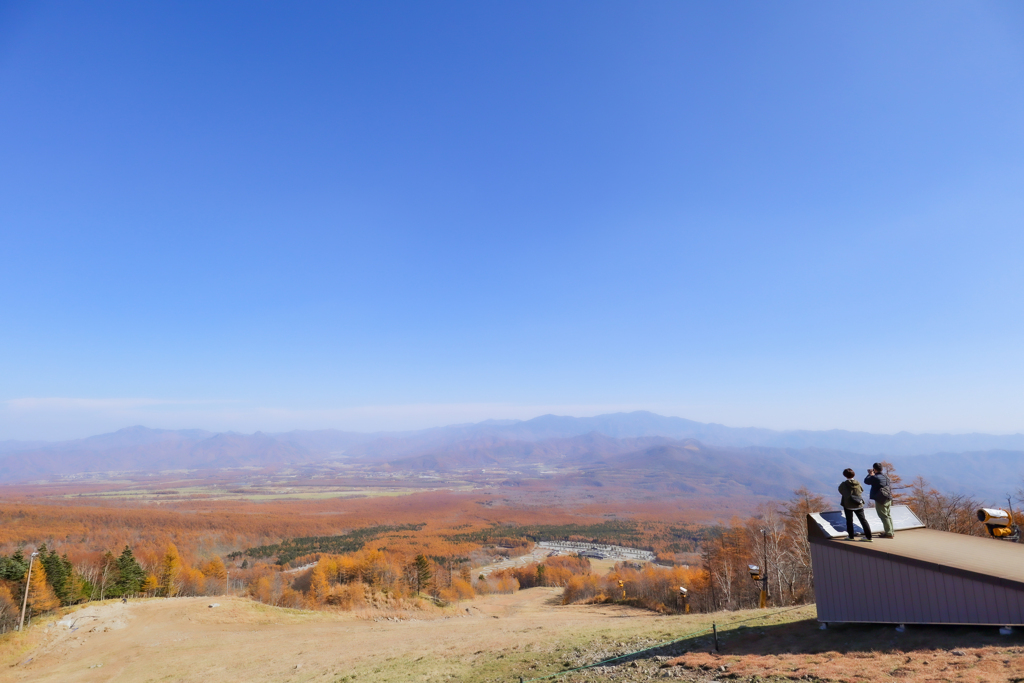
[905,477,983,536]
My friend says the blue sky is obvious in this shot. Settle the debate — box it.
[2,2,1023,440]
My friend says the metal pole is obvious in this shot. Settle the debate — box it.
[18,552,38,632]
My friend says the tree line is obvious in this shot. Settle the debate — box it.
[0,545,147,630]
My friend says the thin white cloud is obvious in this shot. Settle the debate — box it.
[4,397,232,411]
[6,397,164,410]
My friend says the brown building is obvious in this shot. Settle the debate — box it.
[808,506,1024,626]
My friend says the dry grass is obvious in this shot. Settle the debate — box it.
[0,611,66,672]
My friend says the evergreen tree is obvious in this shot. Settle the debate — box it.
[40,547,71,605]
[412,554,432,595]
[113,546,146,596]
[0,550,28,582]
[61,554,76,602]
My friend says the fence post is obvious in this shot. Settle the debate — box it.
[712,623,719,651]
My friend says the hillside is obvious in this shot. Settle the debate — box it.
[5,591,1022,683]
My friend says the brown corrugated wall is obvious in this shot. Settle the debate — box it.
[810,542,1024,625]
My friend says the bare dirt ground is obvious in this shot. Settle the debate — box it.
[476,546,556,576]
[0,590,666,683]
[3,592,1024,683]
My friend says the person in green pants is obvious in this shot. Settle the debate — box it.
[864,462,895,538]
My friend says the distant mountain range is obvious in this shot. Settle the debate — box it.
[1,411,1022,499]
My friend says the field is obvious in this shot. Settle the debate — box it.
[25,467,479,504]
[60,484,431,502]
[3,587,1024,683]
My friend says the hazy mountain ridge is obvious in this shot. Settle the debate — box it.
[6,411,1023,459]
[2,413,1022,499]
[459,412,1024,455]
[280,411,1024,456]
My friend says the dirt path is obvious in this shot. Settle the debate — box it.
[0,589,669,683]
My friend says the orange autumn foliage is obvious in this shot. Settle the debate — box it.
[27,560,60,615]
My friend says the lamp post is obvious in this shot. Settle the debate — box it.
[18,552,40,632]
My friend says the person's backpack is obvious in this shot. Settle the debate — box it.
[877,475,893,502]
[842,481,865,508]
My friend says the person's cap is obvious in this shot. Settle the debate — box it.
[873,462,884,471]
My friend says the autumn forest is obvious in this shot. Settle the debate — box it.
[0,458,988,632]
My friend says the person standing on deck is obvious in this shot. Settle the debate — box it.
[839,468,873,542]
[865,462,895,539]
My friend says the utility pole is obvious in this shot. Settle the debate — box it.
[18,552,40,632]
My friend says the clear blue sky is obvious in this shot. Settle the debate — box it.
[2,2,1023,440]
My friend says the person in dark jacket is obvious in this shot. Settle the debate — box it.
[838,468,872,541]
[864,462,895,538]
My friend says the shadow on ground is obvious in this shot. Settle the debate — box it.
[705,619,1023,656]
[613,618,1024,665]
[568,617,1024,673]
